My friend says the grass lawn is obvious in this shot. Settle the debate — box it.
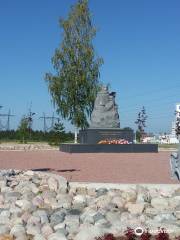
[158,143,178,149]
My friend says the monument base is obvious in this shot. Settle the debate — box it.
[79,128,134,144]
[60,143,158,153]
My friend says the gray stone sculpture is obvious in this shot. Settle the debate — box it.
[90,86,120,128]
[170,115,180,180]
[170,141,180,180]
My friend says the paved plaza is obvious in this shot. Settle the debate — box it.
[0,150,178,184]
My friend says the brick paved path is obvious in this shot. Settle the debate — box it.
[0,150,178,183]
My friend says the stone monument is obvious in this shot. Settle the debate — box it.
[90,86,120,128]
[170,145,180,180]
[60,85,158,153]
[79,85,134,144]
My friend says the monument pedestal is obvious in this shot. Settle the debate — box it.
[60,128,158,153]
[60,143,158,153]
[79,128,134,144]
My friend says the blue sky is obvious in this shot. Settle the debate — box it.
[0,0,180,133]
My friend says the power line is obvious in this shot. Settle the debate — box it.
[120,92,180,111]
[39,113,60,132]
[120,97,180,115]
[0,108,15,130]
[119,83,180,101]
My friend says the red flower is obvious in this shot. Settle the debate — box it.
[124,227,136,240]
[155,228,169,240]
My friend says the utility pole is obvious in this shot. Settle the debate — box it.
[39,113,47,133]
[0,107,15,130]
[7,109,15,131]
[25,104,36,139]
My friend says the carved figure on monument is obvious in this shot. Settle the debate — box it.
[90,86,120,128]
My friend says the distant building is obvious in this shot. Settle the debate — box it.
[141,103,180,144]
[142,133,159,143]
[170,121,179,143]
[155,103,180,144]
[171,121,176,138]
[159,133,170,144]
[175,103,180,120]
[169,103,180,143]
[143,136,158,143]
[160,103,180,144]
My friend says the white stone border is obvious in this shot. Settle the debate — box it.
[25,171,180,190]
[70,182,180,190]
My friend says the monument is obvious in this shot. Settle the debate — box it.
[60,85,158,153]
[79,86,134,144]
[90,86,120,128]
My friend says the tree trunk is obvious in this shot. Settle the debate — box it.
[134,132,136,143]
[74,126,78,144]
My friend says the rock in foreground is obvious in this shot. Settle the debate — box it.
[0,170,179,239]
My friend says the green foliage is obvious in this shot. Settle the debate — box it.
[175,110,180,136]
[0,129,74,143]
[48,122,66,145]
[159,143,178,149]
[45,0,103,129]
[136,130,141,143]
[17,116,29,143]
[135,106,148,143]
[123,127,133,131]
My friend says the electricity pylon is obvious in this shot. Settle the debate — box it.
[0,107,15,130]
[39,113,60,132]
